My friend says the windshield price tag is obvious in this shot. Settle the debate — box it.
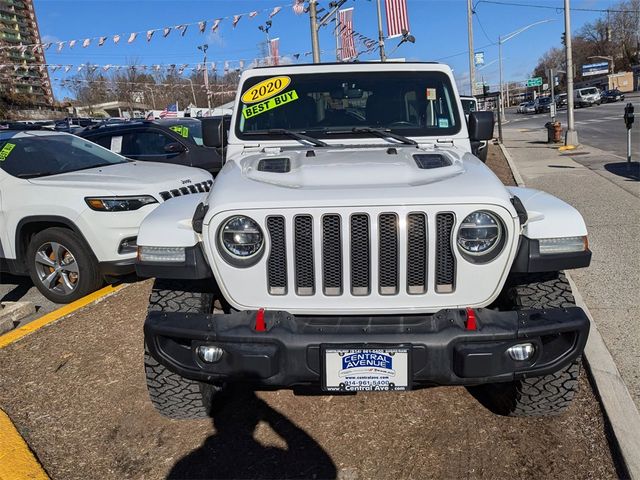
[426,88,437,100]
[170,125,189,138]
[0,142,15,161]
[241,76,291,104]
[242,90,299,119]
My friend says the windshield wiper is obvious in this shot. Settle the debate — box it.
[245,129,328,147]
[323,127,417,145]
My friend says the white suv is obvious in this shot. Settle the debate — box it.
[0,129,212,303]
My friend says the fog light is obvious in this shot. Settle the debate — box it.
[507,343,535,361]
[196,345,224,363]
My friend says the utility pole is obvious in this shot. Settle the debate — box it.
[309,0,321,63]
[198,44,211,112]
[549,67,556,121]
[335,11,340,61]
[376,0,386,61]
[499,36,504,121]
[563,0,578,146]
[467,0,475,96]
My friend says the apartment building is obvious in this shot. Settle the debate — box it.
[0,0,53,105]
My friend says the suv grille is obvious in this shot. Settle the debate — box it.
[159,180,213,201]
[265,212,456,297]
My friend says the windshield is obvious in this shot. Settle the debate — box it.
[236,71,461,140]
[0,133,128,179]
[581,88,598,95]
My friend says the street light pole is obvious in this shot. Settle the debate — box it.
[309,0,321,63]
[564,0,579,146]
[198,44,212,112]
[376,0,387,61]
[499,36,504,120]
[186,78,197,105]
[467,0,475,96]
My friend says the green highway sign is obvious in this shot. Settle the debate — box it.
[526,77,543,87]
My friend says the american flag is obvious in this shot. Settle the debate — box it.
[270,37,280,66]
[385,0,410,38]
[338,8,356,61]
[160,103,178,118]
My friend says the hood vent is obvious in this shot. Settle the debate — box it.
[413,154,451,170]
[258,157,291,173]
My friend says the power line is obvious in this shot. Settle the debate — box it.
[473,10,497,45]
[476,0,636,14]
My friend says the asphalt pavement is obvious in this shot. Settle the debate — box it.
[0,273,58,328]
[505,94,639,161]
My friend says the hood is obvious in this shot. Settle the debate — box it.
[27,161,211,196]
[207,145,515,214]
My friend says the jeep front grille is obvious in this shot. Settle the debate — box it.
[159,180,213,201]
[265,212,456,298]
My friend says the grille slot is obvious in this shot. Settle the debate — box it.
[266,217,287,295]
[322,215,342,296]
[350,214,370,296]
[378,213,399,295]
[294,215,315,296]
[159,180,213,201]
[407,213,427,294]
[436,213,456,293]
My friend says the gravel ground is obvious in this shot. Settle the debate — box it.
[0,145,621,480]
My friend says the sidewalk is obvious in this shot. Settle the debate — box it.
[502,127,640,410]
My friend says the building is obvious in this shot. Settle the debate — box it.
[0,0,53,105]
[574,71,635,93]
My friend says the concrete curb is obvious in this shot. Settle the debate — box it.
[498,141,640,479]
[0,301,36,334]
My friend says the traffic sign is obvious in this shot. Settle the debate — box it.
[526,77,543,87]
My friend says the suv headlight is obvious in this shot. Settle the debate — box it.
[457,210,505,262]
[85,196,157,212]
[217,215,264,266]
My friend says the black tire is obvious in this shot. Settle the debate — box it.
[472,272,582,417]
[144,279,222,419]
[26,227,103,303]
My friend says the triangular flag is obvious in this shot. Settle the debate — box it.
[42,42,52,50]
[269,6,282,18]
[98,36,107,46]
[176,24,188,36]
[50,65,60,72]
[77,65,84,72]
[224,60,229,73]
[64,65,72,72]
[147,30,154,42]
[293,53,300,60]
[249,11,258,18]
[232,15,242,28]
[153,64,161,71]
[31,45,39,53]
[198,21,206,33]
[113,34,121,44]
[68,40,76,49]
[128,32,137,43]
[57,41,65,52]
[163,27,171,37]
[103,64,111,71]
[211,19,222,32]
[82,38,91,48]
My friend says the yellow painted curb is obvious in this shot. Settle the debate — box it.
[0,409,49,480]
[558,145,577,151]
[0,284,123,350]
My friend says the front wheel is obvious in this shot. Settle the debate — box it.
[471,272,582,417]
[26,227,103,303]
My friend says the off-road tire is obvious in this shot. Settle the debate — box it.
[26,227,103,303]
[473,272,582,417]
[144,279,221,419]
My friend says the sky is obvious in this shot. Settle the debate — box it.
[32,0,620,101]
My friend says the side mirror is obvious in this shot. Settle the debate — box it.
[469,111,495,141]
[201,118,226,148]
[164,142,186,154]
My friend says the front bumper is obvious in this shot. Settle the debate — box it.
[145,306,589,389]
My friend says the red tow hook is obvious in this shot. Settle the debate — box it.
[465,308,477,331]
[255,308,266,332]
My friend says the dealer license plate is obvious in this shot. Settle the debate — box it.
[323,346,410,392]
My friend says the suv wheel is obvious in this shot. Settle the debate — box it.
[471,272,581,417]
[144,279,223,419]
[26,227,103,303]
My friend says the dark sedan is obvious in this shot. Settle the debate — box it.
[601,89,625,103]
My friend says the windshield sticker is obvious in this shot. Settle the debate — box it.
[0,142,15,161]
[110,135,122,153]
[241,76,291,104]
[170,125,190,138]
[242,89,299,120]
[438,118,449,128]
[426,88,437,101]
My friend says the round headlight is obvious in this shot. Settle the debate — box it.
[220,216,264,258]
[457,211,503,258]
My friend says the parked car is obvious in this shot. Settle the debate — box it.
[521,101,536,114]
[460,96,488,162]
[79,117,226,175]
[516,102,529,113]
[0,129,212,303]
[136,61,591,420]
[574,87,601,107]
[555,93,567,108]
[601,89,625,103]
[534,96,553,114]
[54,117,97,133]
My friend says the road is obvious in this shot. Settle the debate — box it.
[505,95,639,161]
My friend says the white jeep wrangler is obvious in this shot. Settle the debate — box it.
[136,62,591,419]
